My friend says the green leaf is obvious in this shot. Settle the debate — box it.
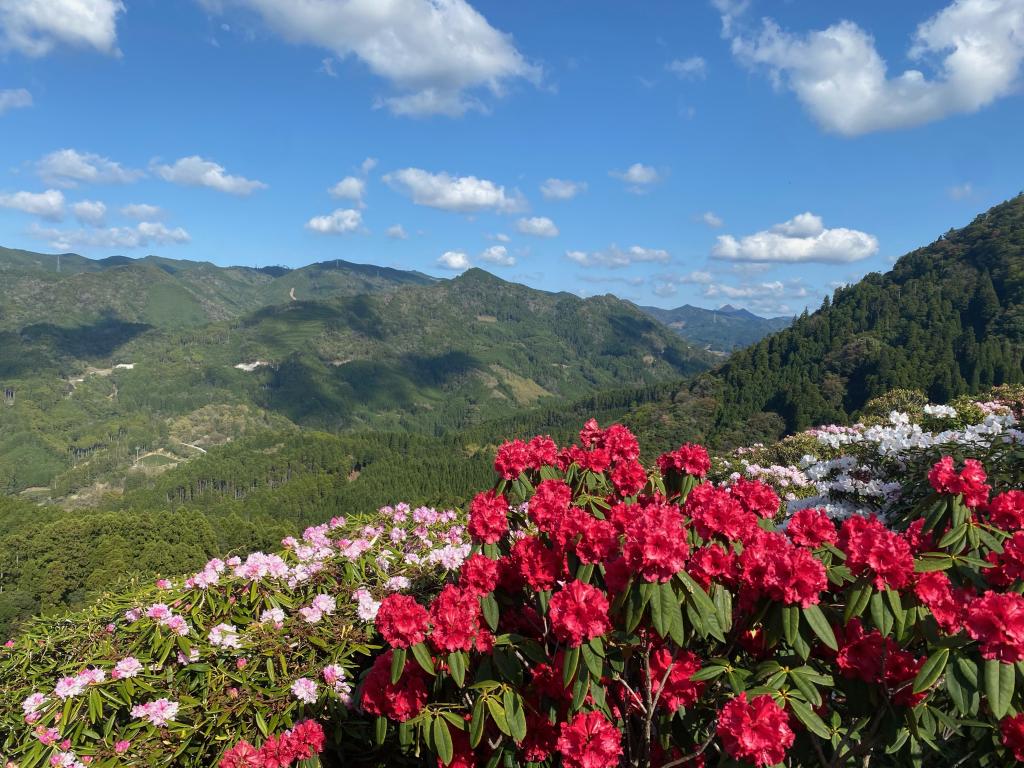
[411,642,436,676]
[843,582,872,623]
[391,647,407,684]
[802,604,838,651]
[470,697,486,748]
[481,594,499,631]
[255,709,269,737]
[581,643,603,680]
[712,584,733,634]
[676,571,726,642]
[433,716,454,765]
[788,697,832,739]
[869,591,894,636]
[984,659,1015,719]
[562,645,580,688]
[913,648,949,694]
[485,698,511,737]
[502,689,528,743]
[788,667,822,707]
[374,716,388,745]
[782,605,800,646]
[914,554,954,573]
[448,651,467,688]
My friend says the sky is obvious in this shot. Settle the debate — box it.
[0,0,1022,317]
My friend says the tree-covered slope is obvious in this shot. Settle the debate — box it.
[631,193,1024,443]
[636,302,791,352]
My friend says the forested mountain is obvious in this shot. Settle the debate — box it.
[0,258,712,495]
[0,248,434,330]
[637,302,791,351]
[622,193,1024,444]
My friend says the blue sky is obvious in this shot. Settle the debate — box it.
[0,0,1022,316]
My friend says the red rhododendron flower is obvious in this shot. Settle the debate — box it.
[657,443,711,478]
[965,591,1024,662]
[460,553,499,596]
[835,619,928,705]
[220,740,261,768]
[521,713,559,762]
[1001,713,1024,761]
[902,518,934,554]
[650,647,704,712]
[688,543,738,589]
[838,514,914,590]
[530,655,572,701]
[574,516,620,564]
[603,424,641,464]
[716,693,794,767]
[287,721,325,759]
[494,439,531,480]
[548,580,611,646]
[529,479,573,533]
[556,711,623,768]
[375,594,429,648]
[685,482,757,543]
[990,491,1024,531]
[603,556,631,596]
[914,571,968,634]
[786,508,838,548]
[993,531,1024,582]
[622,500,690,582]
[928,455,960,494]
[579,419,603,448]
[360,650,427,722]
[728,477,781,519]
[738,532,826,608]
[527,435,559,469]
[511,535,562,591]
[467,490,509,544]
[429,584,484,652]
[258,734,296,768]
[611,459,647,497]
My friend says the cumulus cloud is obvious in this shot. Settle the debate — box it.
[329,176,366,204]
[360,157,378,175]
[0,189,64,220]
[650,270,715,298]
[0,0,124,56]
[437,250,470,270]
[71,200,106,224]
[153,156,267,195]
[0,88,32,115]
[516,216,558,237]
[386,224,409,239]
[610,163,661,193]
[31,221,190,251]
[565,244,671,269]
[712,212,878,263]
[305,208,362,235]
[197,0,540,116]
[667,56,707,79]
[730,0,1024,136]
[711,0,751,36]
[701,211,723,228]
[121,203,163,220]
[702,278,808,315]
[540,178,586,200]
[479,244,514,266]
[37,149,143,188]
[383,168,525,213]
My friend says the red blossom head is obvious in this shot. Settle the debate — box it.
[468,490,509,544]
[375,594,429,649]
[360,650,428,722]
[548,581,611,647]
[716,693,794,766]
[556,711,622,768]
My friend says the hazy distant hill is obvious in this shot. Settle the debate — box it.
[637,302,791,352]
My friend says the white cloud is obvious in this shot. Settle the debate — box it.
[730,0,1024,136]
[153,156,267,195]
[667,56,707,79]
[0,88,32,115]
[360,157,378,175]
[0,189,64,220]
[711,0,751,36]
[31,221,190,251]
[516,216,558,237]
[198,0,540,116]
[480,244,514,267]
[540,178,586,200]
[702,278,808,315]
[948,182,974,200]
[651,270,715,298]
[566,244,671,269]
[37,148,143,188]
[701,211,724,228]
[491,232,511,242]
[71,199,106,224]
[712,212,878,263]
[386,224,409,239]
[121,203,163,220]
[384,168,525,213]
[305,208,362,235]
[0,0,124,56]
[610,163,661,193]
[329,176,365,204]
[437,250,470,270]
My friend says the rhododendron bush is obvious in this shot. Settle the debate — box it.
[362,419,1024,767]
[2,400,1024,767]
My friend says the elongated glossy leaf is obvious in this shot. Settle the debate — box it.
[913,648,948,694]
[411,642,436,675]
[390,647,407,684]
[802,604,838,651]
[984,658,1015,719]
[470,697,486,747]
[788,697,832,739]
[562,645,580,688]
[433,716,454,765]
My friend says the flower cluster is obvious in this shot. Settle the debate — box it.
[219,720,325,768]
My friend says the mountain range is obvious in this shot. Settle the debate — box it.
[636,302,791,352]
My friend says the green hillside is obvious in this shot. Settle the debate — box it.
[637,302,791,352]
[619,193,1024,444]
